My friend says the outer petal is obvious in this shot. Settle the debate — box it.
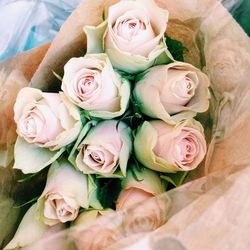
[44,93,82,150]
[106,42,172,74]
[84,21,107,54]
[37,159,89,225]
[74,209,113,226]
[13,136,65,174]
[118,122,133,177]
[134,121,178,173]
[68,120,98,168]
[4,204,64,250]
[14,87,42,123]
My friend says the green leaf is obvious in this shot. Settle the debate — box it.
[97,178,122,209]
[165,35,187,62]
[13,196,39,209]
[52,70,63,81]
[160,171,189,187]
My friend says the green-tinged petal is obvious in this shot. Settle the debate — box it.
[84,21,107,54]
[88,77,130,119]
[73,209,113,226]
[4,204,64,250]
[119,123,133,177]
[88,175,103,210]
[68,120,98,167]
[134,122,178,173]
[96,169,124,179]
[13,137,65,174]
[123,167,166,195]
[106,41,172,74]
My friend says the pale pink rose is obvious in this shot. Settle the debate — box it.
[122,196,169,235]
[73,210,117,250]
[104,0,169,72]
[134,62,210,124]
[14,87,81,150]
[134,120,207,172]
[61,54,130,119]
[76,120,132,176]
[84,0,171,73]
[37,160,89,226]
[74,226,116,250]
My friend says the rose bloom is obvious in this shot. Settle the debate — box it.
[76,120,132,176]
[134,120,207,172]
[134,62,210,124]
[37,160,89,226]
[121,196,169,235]
[62,54,130,119]
[116,168,167,234]
[14,87,81,150]
[73,210,117,250]
[116,167,165,210]
[84,0,172,73]
[206,38,250,92]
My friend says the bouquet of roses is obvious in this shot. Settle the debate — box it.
[3,0,214,249]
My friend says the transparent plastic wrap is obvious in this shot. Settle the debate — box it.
[0,0,81,61]
[0,0,250,249]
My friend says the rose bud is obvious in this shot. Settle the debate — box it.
[72,209,118,250]
[84,0,172,74]
[76,120,132,177]
[134,62,210,124]
[4,204,64,250]
[116,167,165,210]
[134,119,207,173]
[117,168,169,235]
[37,159,89,226]
[62,54,130,119]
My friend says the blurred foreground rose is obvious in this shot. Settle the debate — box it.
[62,54,130,119]
[134,62,210,124]
[37,160,89,226]
[116,167,165,209]
[4,204,64,250]
[73,209,118,250]
[134,119,206,172]
[84,0,172,73]
[76,120,132,176]
[116,168,168,235]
